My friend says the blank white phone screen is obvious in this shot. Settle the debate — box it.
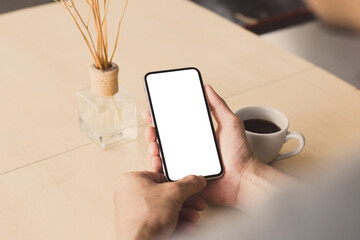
[146,69,222,181]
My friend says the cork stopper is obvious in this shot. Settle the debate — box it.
[89,63,119,97]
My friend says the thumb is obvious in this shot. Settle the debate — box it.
[172,175,207,201]
[205,85,236,126]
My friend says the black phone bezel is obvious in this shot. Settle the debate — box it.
[144,67,224,182]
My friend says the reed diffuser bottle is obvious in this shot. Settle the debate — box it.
[56,0,136,148]
[77,64,137,149]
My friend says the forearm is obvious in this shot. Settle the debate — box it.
[236,159,296,211]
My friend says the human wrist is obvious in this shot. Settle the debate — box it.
[235,158,291,211]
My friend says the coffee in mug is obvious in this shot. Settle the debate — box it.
[243,119,281,134]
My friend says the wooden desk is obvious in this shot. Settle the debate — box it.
[0,0,359,239]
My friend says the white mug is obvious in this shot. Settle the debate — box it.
[235,106,305,164]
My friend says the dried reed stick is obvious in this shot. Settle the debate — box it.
[55,0,128,70]
[110,0,128,62]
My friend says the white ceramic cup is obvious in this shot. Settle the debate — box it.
[235,106,305,164]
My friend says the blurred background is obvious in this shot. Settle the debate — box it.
[2,0,359,88]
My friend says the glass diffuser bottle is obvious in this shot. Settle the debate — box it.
[77,63,137,149]
[55,0,134,148]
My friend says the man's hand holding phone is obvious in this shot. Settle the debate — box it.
[144,85,262,210]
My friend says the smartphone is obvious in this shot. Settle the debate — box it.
[144,67,224,181]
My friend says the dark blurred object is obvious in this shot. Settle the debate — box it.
[0,0,53,14]
[190,0,314,34]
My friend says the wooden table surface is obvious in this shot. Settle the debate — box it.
[1,0,360,239]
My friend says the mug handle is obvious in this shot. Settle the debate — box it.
[274,131,305,162]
